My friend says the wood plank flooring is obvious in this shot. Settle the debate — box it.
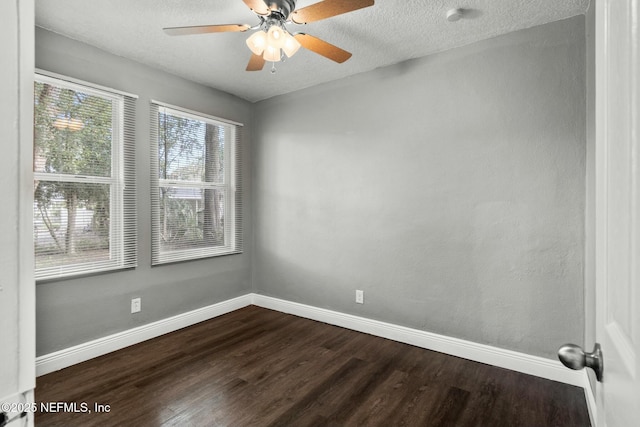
[35,306,590,427]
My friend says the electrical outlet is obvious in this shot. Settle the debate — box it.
[355,290,364,304]
[131,297,141,313]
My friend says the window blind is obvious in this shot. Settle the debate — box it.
[150,101,243,265]
[34,73,137,280]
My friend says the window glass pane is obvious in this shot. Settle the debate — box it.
[151,102,240,265]
[158,111,225,183]
[159,187,202,250]
[33,74,137,280]
[34,82,113,177]
[34,182,111,270]
[159,186,225,251]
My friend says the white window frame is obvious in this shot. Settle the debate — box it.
[34,72,137,280]
[151,101,242,265]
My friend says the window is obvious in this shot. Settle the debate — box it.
[150,102,243,265]
[33,73,137,280]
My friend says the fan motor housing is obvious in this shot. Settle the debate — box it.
[268,0,296,19]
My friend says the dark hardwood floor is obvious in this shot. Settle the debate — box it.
[35,306,590,427]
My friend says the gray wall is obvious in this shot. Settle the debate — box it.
[252,16,586,359]
[35,28,253,356]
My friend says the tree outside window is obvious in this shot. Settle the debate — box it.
[34,75,136,280]
[151,104,241,265]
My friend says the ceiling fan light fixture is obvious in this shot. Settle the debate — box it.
[165,0,376,71]
[282,33,301,57]
[263,45,282,62]
[246,30,267,55]
[266,25,286,49]
[247,23,297,62]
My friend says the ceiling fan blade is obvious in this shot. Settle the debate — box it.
[246,53,266,71]
[294,33,352,63]
[291,0,374,24]
[163,24,250,36]
[243,0,270,15]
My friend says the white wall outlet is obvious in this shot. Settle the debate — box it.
[355,290,364,304]
[131,297,141,313]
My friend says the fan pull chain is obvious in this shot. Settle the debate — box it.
[271,63,277,74]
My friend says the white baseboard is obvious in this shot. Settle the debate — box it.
[251,294,587,388]
[36,292,592,403]
[35,294,252,376]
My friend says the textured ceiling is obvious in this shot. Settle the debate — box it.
[35,0,589,102]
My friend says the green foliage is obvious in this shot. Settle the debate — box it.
[34,81,113,257]
[35,82,112,177]
[159,190,203,247]
[157,112,226,250]
[158,113,204,180]
[158,112,225,182]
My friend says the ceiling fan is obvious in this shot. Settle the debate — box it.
[163,0,375,72]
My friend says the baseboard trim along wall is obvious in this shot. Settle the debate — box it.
[35,294,252,376]
[36,293,594,421]
[251,295,586,387]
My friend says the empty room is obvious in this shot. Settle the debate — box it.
[2,0,639,426]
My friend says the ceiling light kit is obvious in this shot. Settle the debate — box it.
[446,8,464,22]
[163,0,375,72]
